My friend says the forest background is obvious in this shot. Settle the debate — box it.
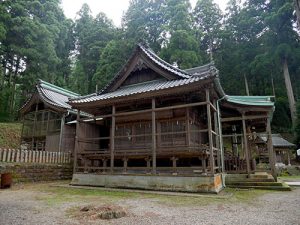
[0,0,300,143]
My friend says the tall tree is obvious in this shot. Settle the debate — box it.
[73,4,116,93]
[122,0,167,51]
[193,0,223,61]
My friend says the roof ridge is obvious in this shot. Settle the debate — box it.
[38,79,80,97]
[138,44,190,78]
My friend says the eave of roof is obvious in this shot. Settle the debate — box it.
[69,74,215,105]
[20,79,81,114]
[225,95,275,107]
[259,134,295,148]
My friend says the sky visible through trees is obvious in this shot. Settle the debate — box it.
[0,0,299,143]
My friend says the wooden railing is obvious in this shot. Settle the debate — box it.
[0,148,71,164]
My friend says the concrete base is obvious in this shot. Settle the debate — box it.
[71,173,224,193]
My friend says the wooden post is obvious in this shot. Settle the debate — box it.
[73,110,80,173]
[242,113,251,176]
[110,105,116,173]
[102,159,107,173]
[201,158,207,174]
[206,89,214,175]
[152,98,156,174]
[267,116,276,180]
[123,158,128,173]
[287,150,291,166]
[186,108,191,147]
[58,115,65,153]
[171,157,178,174]
[31,103,39,151]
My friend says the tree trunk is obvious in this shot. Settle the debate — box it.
[243,73,250,96]
[283,58,296,126]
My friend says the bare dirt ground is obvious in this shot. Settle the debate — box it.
[0,181,299,225]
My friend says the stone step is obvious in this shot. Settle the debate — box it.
[226,182,283,187]
[226,184,291,191]
[226,178,275,183]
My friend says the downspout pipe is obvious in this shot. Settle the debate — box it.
[217,95,227,187]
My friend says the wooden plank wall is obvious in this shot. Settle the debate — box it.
[0,148,71,164]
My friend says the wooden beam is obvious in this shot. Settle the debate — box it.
[206,89,214,175]
[221,115,268,123]
[242,113,251,176]
[152,98,156,174]
[84,100,209,121]
[110,105,116,173]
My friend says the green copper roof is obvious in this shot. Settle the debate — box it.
[226,95,275,107]
[39,79,80,98]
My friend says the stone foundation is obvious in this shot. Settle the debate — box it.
[0,163,72,183]
[71,173,224,193]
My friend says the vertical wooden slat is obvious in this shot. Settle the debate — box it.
[16,149,20,162]
[8,149,12,162]
[206,89,214,175]
[3,148,8,162]
[11,149,16,162]
[110,106,116,173]
[152,98,156,174]
[28,150,32,163]
[186,108,191,147]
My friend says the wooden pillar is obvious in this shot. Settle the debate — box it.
[31,103,39,151]
[206,89,214,175]
[171,157,178,174]
[186,108,191,147]
[152,98,156,174]
[145,157,151,173]
[242,113,251,176]
[123,158,128,173]
[201,158,207,174]
[73,110,80,173]
[110,105,116,173]
[213,100,220,172]
[58,115,65,153]
[267,116,276,180]
[102,158,107,173]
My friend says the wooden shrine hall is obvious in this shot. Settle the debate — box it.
[69,44,275,193]
[19,80,88,153]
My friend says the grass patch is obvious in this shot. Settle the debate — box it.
[0,122,22,148]
[31,182,277,208]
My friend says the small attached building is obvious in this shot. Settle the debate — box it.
[256,134,295,166]
[20,80,85,153]
[68,44,276,193]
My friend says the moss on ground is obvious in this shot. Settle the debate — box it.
[0,123,22,148]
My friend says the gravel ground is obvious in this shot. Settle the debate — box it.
[0,183,299,225]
